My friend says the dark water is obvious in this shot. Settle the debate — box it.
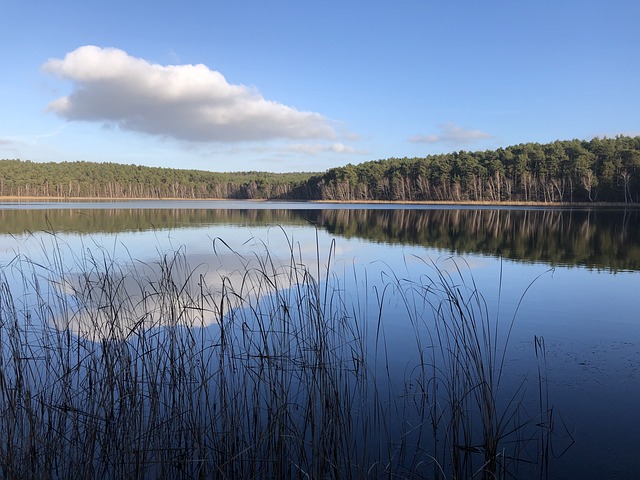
[0,201,638,478]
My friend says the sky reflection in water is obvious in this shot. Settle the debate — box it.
[0,202,638,479]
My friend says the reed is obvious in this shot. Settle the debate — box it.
[0,232,568,479]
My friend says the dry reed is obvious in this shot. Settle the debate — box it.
[0,232,569,479]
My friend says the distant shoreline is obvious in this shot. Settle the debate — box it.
[0,196,639,208]
[0,196,640,208]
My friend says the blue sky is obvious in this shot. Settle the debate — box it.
[1,1,638,173]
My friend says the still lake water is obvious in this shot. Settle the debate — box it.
[0,200,638,478]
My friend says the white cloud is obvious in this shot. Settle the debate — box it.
[285,142,367,156]
[409,122,493,147]
[43,46,335,143]
[0,138,21,158]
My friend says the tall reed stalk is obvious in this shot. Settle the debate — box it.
[0,232,568,479]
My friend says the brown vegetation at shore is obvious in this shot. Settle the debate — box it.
[1,195,638,209]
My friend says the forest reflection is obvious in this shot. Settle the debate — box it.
[1,206,638,271]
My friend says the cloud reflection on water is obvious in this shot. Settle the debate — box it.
[5,228,336,341]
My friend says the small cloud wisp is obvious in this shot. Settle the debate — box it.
[409,122,493,147]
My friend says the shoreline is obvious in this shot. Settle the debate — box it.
[0,196,638,208]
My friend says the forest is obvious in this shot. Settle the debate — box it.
[1,135,639,203]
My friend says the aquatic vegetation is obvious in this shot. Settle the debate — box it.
[0,233,568,479]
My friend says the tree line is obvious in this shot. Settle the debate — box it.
[0,160,313,199]
[309,136,640,203]
[1,135,639,203]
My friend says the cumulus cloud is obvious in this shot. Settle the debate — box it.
[43,46,335,143]
[409,122,493,147]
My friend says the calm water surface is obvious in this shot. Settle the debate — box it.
[0,201,638,478]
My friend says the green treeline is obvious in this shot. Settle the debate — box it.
[0,161,314,199]
[311,136,640,203]
[2,135,640,202]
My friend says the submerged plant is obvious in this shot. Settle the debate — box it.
[0,232,569,479]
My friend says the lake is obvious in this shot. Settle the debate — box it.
[0,200,638,479]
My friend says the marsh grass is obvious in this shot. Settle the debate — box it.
[0,232,569,479]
